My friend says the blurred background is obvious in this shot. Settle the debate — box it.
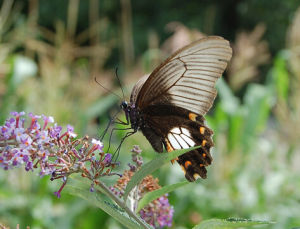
[0,0,300,228]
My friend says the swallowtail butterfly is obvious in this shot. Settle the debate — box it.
[120,36,232,181]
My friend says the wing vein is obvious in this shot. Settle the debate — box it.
[174,84,216,95]
[170,94,212,108]
[134,36,232,115]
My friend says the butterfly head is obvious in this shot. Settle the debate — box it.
[120,101,128,110]
[120,100,132,116]
[120,100,141,131]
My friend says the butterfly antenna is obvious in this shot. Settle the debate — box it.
[115,67,125,101]
[99,110,120,141]
[94,77,122,100]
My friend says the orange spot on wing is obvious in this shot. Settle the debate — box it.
[184,160,192,168]
[188,113,197,121]
[202,140,207,146]
[202,153,206,158]
[200,163,204,167]
[200,127,205,134]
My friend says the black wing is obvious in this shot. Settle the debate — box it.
[140,104,214,181]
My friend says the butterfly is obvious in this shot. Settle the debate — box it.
[120,36,232,181]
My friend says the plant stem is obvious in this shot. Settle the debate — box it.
[0,140,17,147]
[96,180,153,229]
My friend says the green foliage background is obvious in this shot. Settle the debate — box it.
[0,0,300,228]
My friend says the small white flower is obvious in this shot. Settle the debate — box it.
[15,128,25,142]
[48,116,54,123]
[69,132,77,138]
[91,138,104,150]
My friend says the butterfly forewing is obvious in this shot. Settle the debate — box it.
[134,36,232,116]
[130,74,149,104]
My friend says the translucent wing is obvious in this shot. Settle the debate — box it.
[130,74,149,104]
[134,36,232,115]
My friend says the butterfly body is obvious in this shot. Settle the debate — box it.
[121,102,142,132]
[120,36,232,181]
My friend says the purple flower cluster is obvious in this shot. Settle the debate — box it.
[128,145,143,172]
[0,111,119,198]
[111,145,174,228]
[1,112,174,228]
[139,195,174,228]
[0,111,55,172]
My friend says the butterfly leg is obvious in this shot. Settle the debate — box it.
[100,111,121,140]
[112,130,136,161]
[114,117,130,125]
[105,127,133,154]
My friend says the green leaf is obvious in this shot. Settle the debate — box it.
[193,218,273,229]
[123,146,200,201]
[242,84,272,153]
[216,78,240,115]
[68,174,108,194]
[272,56,289,100]
[228,111,244,152]
[66,185,141,229]
[136,181,189,212]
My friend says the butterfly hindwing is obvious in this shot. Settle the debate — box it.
[140,105,213,181]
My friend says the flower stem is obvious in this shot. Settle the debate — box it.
[96,180,153,229]
[0,140,17,147]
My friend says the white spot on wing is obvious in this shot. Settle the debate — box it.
[182,128,191,136]
[181,134,195,147]
[173,134,189,148]
[168,133,181,149]
[171,127,181,134]
[168,127,195,148]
